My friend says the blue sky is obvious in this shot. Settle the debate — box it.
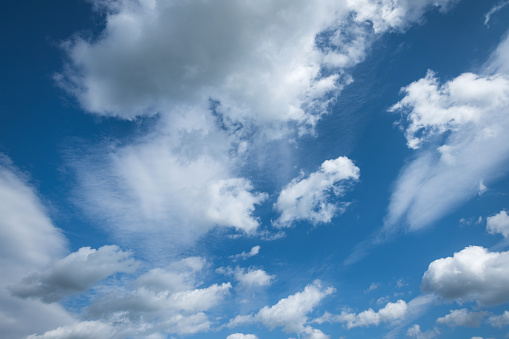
[1,1,509,338]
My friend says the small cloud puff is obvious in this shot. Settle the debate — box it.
[486,210,509,238]
[273,156,359,227]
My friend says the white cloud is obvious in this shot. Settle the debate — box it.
[234,268,274,288]
[390,71,509,149]
[10,245,138,303]
[385,65,509,231]
[301,326,330,339]
[316,300,408,329]
[406,324,439,339]
[0,156,76,338]
[229,280,333,335]
[64,0,460,250]
[230,246,261,261]
[487,310,509,328]
[71,110,267,255]
[226,334,258,339]
[34,256,231,338]
[346,0,458,33]
[486,210,509,238]
[421,246,509,305]
[26,321,117,339]
[58,0,458,128]
[436,308,486,327]
[81,256,231,337]
[274,156,359,227]
[134,256,206,292]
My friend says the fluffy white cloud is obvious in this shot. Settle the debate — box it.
[486,210,509,238]
[316,300,408,329]
[10,245,138,303]
[32,256,232,338]
[386,63,509,230]
[436,308,486,327]
[487,310,509,328]
[230,246,261,261]
[229,280,333,335]
[274,156,359,227]
[0,156,76,338]
[406,324,439,339]
[234,268,274,288]
[58,0,457,127]
[227,334,258,339]
[79,256,231,337]
[421,246,509,305]
[390,71,509,149]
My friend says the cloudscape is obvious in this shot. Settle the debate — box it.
[1,0,509,338]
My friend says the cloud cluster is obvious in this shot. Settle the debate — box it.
[274,156,360,227]
[316,300,408,329]
[29,256,232,338]
[386,61,509,230]
[62,0,461,251]
[10,245,138,303]
[59,0,457,125]
[229,280,333,336]
[421,246,509,305]
[0,156,76,338]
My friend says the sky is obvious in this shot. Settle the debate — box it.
[1,0,509,338]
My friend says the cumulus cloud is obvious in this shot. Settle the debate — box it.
[30,256,232,338]
[436,308,486,327]
[487,310,509,328]
[316,300,408,329]
[274,156,359,227]
[10,245,138,303]
[406,324,439,339]
[217,266,274,288]
[229,280,333,335]
[230,246,261,261]
[226,334,258,339]
[233,268,274,288]
[72,256,232,337]
[58,0,457,125]
[421,246,509,305]
[486,210,509,238]
[385,65,509,231]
